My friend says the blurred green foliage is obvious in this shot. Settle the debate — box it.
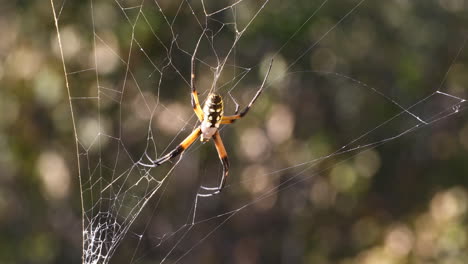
[1,0,468,263]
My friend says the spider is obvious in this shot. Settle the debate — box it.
[139,51,273,194]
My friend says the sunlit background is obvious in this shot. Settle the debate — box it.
[1,0,468,263]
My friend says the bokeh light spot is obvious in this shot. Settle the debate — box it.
[384,224,414,257]
[266,104,294,144]
[33,68,63,107]
[309,178,335,209]
[330,162,357,192]
[354,149,381,178]
[240,127,269,161]
[431,187,468,223]
[37,151,71,201]
[154,102,192,135]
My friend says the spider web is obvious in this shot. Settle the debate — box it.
[50,0,468,263]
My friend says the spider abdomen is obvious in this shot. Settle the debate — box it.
[201,93,223,141]
[203,93,224,127]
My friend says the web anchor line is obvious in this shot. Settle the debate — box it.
[437,90,467,102]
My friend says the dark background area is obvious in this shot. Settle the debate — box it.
[1,0,468,263]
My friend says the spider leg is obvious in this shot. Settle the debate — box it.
[221,59,273,124]
[138,127,201,168]
[138,152,161,167]
[190,32,205,121]
[200,131,229,193]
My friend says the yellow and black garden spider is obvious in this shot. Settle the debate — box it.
[139,44,273,194]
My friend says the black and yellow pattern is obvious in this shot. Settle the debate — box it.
[151,127,202,166]
[203,93,224,128]
[212,131,229,189]
[190,74,204,120]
